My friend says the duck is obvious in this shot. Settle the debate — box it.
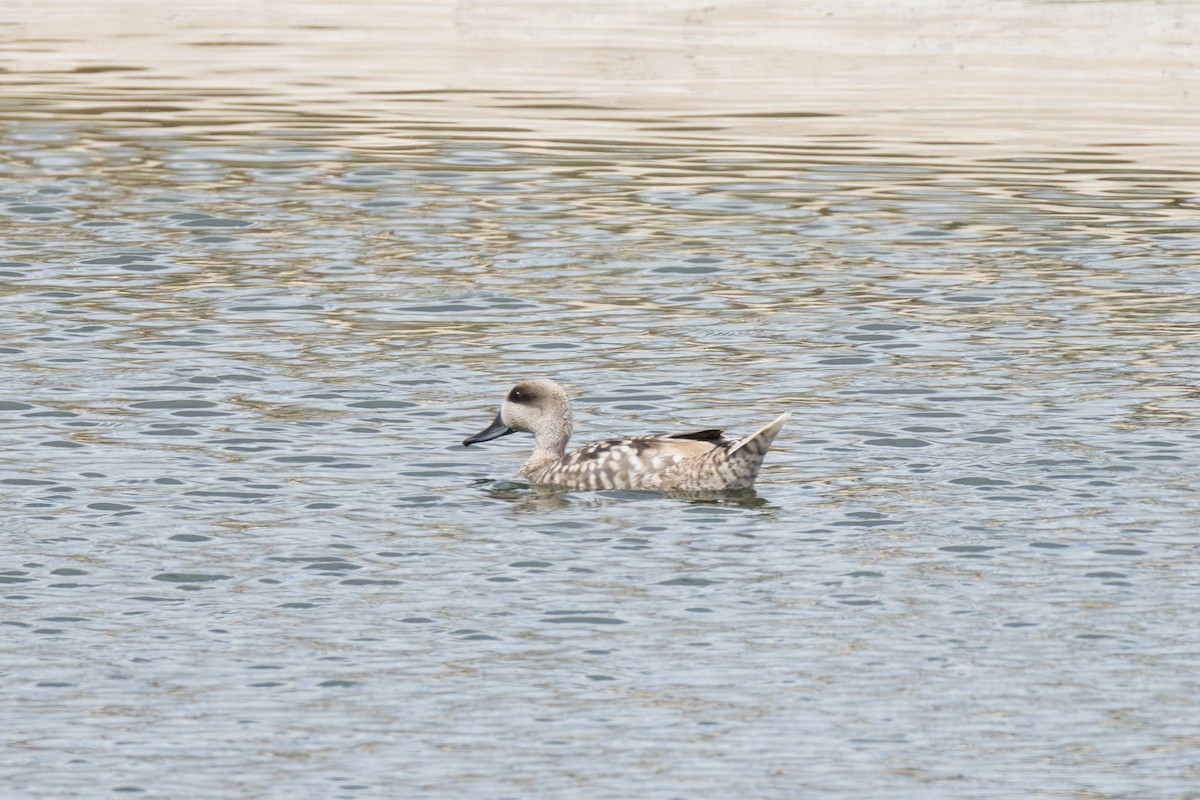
[462,379,787,492]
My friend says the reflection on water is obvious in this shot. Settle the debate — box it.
[2,1,1200,797]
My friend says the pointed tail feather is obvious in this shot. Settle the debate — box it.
[727,412,789,457]
[709,412,788,489]
[660,411,788,491]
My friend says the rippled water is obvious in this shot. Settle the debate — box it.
[3,1,1200,797]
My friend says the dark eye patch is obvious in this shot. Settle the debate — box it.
[507,387,529,403]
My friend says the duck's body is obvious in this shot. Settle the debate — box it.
[462,379,787,492]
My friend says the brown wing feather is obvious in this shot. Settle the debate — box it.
[636,436,721,460]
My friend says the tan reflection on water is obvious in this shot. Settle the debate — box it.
[4,0,1200,162]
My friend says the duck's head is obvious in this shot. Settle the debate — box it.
[462,379,572,446]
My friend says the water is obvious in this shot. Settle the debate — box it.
[3,1,1200,797]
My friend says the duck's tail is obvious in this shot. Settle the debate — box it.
[720,412,789,487]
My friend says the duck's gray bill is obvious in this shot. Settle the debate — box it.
[462,413,515,446]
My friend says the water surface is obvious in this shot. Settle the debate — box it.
[2,2,1200,797]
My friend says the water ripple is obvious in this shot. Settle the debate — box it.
[2,3,1200,798]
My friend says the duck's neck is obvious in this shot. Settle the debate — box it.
[523,418,572,473]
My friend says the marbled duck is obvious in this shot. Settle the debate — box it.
[462,379,787,491]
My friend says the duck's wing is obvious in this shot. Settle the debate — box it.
[529,434,719,491]
[562,434,721,469]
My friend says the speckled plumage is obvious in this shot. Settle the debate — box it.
[462,379,787,492]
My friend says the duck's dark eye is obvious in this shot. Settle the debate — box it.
[507,387,526,403]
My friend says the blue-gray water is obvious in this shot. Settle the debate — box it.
[3,2,1200,797]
